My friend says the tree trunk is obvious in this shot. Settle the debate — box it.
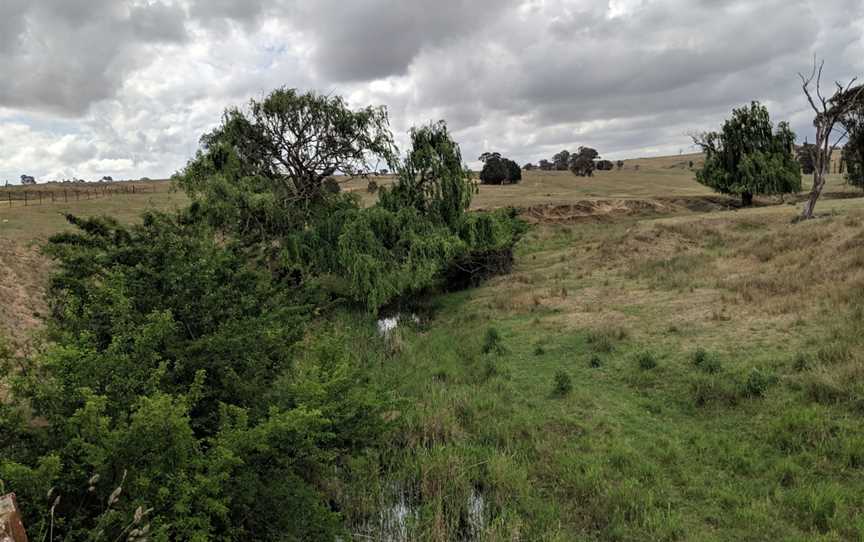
[801,168,826,219]
[741,192,753,206]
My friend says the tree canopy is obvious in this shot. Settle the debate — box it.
[693,101,800,206]
[842,102,864,190]
[569,147,600,177]
[479,152,522,185]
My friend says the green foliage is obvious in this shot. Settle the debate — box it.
[380,121,474,231]
[636,351,658,370]
[569,147,600,177]
[691,348,721,373]
[1,88,530,540]
[552,150,570,171]
[2,213,388,541]
[797,142,816,175]
[552,370,573,396]
[482,327,506,355]
[843,127,864,190]
[742,367,775,398]
[694,101,801,205]
[174,87,396,241]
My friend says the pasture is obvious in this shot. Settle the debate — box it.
[2,156,864,539]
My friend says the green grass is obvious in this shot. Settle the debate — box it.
[335,200,864,540]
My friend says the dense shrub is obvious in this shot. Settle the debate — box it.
[553,370,573,396]
[482,327,506,355]
[1,213,388,541]
[637,351,658,370]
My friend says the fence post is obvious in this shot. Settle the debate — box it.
[24,191,27,206]
[7,193,11,207]
[39,192,42,205]
[64,189,68,203]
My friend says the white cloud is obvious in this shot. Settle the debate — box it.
[1,0,862,183]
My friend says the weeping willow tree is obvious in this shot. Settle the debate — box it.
[175,90,524,312]
[693,101,800,206]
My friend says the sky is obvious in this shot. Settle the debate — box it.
[1,0,862,183]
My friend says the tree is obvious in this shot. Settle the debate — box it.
[596,160,614,171]
[479,153,521,185]
[176,87,396,235]
[552,150,571,171]
[382,121,474,230]
[616,160,624,170]
[478,151,501,163]
[506,158,522,183]
[693,101,800,206]
[796,142,816,174]
[523,163,536,171]
[538,159,553,171]
[798,60,864,219]
[843,115,864,190]
[569,147,599,177]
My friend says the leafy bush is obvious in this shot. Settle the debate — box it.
[482,327,506,355]
[743,368,776,398]
[553,370,573,396]
[637,351,658,370]
[691,348,721,373]
[1,214,388,541]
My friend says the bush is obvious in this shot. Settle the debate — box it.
[743,368,775,398]
[553,370,573,396]
[2,214,389,541]
[637,351,658,370]
[589,354,602,368]
[367,179,379,193]
[691,348,721,373]
[482,327,506,355]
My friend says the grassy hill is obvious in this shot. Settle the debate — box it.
[3,155,864,538]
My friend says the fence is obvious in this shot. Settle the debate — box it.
[1,183,163,208]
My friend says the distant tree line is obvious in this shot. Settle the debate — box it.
[522,147,616,178]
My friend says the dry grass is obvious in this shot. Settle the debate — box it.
[471,198,864,356]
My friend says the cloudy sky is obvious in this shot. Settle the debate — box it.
[1,0,862,183]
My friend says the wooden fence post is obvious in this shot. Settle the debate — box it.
[0,492,29,542]
[23,191,27,206]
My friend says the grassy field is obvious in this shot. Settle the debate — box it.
[2,156,864,539]
[339,196,864,540]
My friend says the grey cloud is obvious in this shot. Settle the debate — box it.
[289,0,521,82]
[0,1,188,116]
[2,0,863,182]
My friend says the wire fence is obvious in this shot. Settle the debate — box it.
[0,183,166,208]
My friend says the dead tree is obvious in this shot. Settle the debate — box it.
[798,59,864,219]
